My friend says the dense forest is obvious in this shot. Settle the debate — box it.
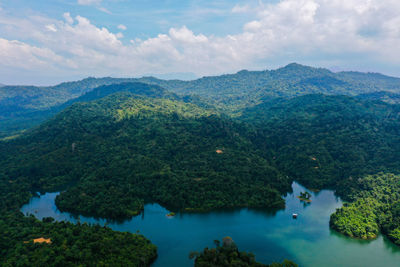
[0,214,157,266]
[2,65,400,265]
[2,63,400,137]
[191,237,297,267]
[0,84,291,265]
[330,173,400,244]
[0,155,157,265]
[240,94,400,192]
[356,91,400,104]
[0,91,289,219]
[0,82,181,138]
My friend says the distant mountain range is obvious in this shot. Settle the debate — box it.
[2,63,400,111]
[1,63,400,137]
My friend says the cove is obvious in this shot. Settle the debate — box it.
[21,182,400,267]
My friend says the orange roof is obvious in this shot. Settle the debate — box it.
[216,149,223,154]
[33,238,52,244]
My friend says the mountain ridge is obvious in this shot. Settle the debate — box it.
[1,63,400,138]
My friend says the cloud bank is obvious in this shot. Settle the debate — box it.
[0,0,400,84]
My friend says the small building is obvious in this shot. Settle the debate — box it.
[24,237,52,244]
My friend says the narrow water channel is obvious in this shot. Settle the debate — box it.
[21,182,400,267]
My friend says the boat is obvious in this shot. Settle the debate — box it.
[292,213,298,219]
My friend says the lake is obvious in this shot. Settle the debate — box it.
[21,182,400,267]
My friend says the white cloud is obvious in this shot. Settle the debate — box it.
[45,24,57,32]
[77,0,102,5]
[0,38,67,69]
[232,4,250,14]
[63,12,74,24]
[244,21,261,32]
[77,0,110,14]
[117,24,127,31]
[97,6,111,14]
[169,26,208,43]
[1,0,400,83]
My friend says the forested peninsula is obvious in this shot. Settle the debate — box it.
[2,64,400,265]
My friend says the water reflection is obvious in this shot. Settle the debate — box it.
[21,182,400,267]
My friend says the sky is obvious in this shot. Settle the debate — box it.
[1,0,400,85]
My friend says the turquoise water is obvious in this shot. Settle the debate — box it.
[21,182,400,267]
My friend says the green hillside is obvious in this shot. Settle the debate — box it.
[330,173,400,245]
[0,92,289,220]
[0,89,287,265]
[240,94,400,191]
[0,214,157,266]
[239,94,400,245]
[143,63,400,110]
[2,66,400,265]
[356,91,400,104]
[2,64,400,112]
[2,63,400,137]
[192,237,297,267]
[0,82,181,138]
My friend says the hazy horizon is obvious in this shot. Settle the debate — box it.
[2,62,400,87]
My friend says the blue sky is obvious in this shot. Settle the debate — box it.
[1,0,400,85]
[3,0,259,37]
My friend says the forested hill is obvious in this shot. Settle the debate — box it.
[2,63,400,137]
[356,91,400,104]
[0,92,289,220]
[54,82,179,114]
[145,64,400,108]
[0,63,400,112]
[239,94,400,192]
[2,64,400,112]
[2,69,400,263]
[330,173,400,244]
[0,77,137,111]
[94,64,400,110]
[0,82,181,138]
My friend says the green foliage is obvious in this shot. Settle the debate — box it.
[2,64,400,266]
[330,198,380,239]
[357,91,400,104]
[3,63,400,137]
[240,94,400,191]
[299,192,311,200]
[330,173,400,244]
[192,238,298,267]
[0,213,157,266]
[142,63,400,111]
[0,93,289,220]
[0,101,159,266]
[0,82,180,138]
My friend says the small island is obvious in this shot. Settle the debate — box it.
[297,191,312,203]
[190,237,298,266]
[166,212,176,217]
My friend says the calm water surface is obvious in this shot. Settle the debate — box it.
[21,182,400,267]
